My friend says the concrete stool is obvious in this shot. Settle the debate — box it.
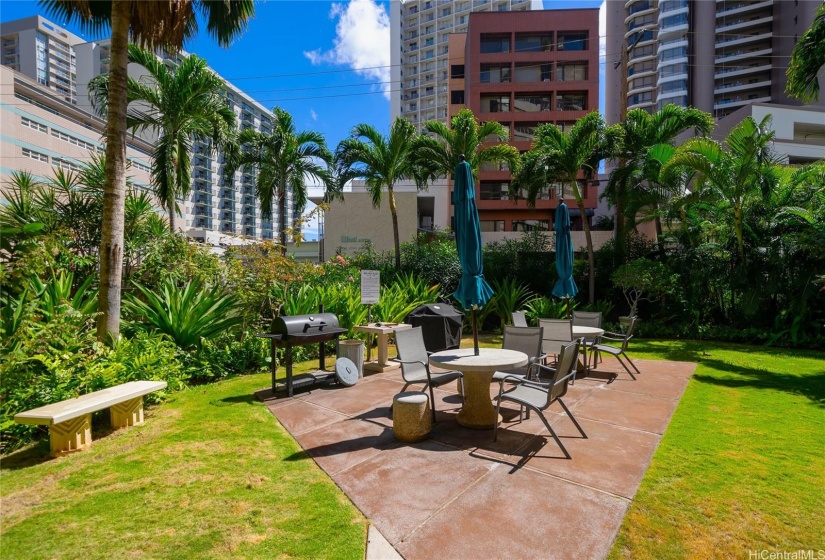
[392,391,432,443]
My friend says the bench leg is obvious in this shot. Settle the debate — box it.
[50,414,92,457]
[110,396,145,428]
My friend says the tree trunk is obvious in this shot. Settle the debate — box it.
[572,180,596,304]
[168,198,177,233]
[614,174,627,265]
[734,203,744,263]
[388,185,401,270]
[96,0,129,343]
[279,173,288,256]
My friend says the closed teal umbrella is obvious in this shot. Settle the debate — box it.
[552,201,578,313]
[452,156,494,355]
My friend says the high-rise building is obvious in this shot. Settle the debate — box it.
[0,16,83,105]
[447,9,603,236]
[605,0,824,126]
[1,15,303,243]
[390,0,542,130]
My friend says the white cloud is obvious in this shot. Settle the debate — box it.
[303,0,391,100]
[310,108,318,121]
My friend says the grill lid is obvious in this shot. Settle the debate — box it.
[271,313,341,337]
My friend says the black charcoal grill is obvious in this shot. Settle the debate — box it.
[259,310,347,397]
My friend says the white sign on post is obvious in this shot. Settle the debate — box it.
[361,270,380,305]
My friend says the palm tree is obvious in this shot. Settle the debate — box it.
[786,2,825,103]
[88,44,236,233]
[411,109,520,182]
[604,105,714,261]
[223,107,332,254]
[40,0,255,342]
[513,112,617,304]
[663,115,780,262]
[335,118,418,270]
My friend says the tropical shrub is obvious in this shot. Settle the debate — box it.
[524,296,577,325]
[612,258,678,318]
[125,278,244,349]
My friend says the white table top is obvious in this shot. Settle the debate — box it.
[572,326,605,337]
[429,348,528,373]
[353,323,412,335]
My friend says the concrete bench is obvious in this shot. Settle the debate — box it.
[14,380,167,456]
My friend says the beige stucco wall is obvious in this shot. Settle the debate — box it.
[323,191,419,260]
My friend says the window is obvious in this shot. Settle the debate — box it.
[481,94,510,113]
[515,94,551,112]
[630,91,653,105]
[130,159,152,173]
[557,93,586,111]
[515,33,552,53]
[557,32,588,51]
[480,64,511,83]
[660,13,688,29]
[480,34,510,53]
[51,129,96,150]
[660,62,687,78]
[514,63,552,82]
[556,63,588,81]
[480,160,511,172]
[629,60,655,76]
[659,46,687,62]
[513,122,549,142]
[659,79,687,94]
[512,219,549,231]
[630,44,655,61]
[451,90,465,104]
[22,147,48,162]
[480,220,505,232]
[480,181,510,200]
[630,75,655,90]
[21,116,47,133]
[556,122,575,133]
[53,157,80,171]
[450,64,464,79]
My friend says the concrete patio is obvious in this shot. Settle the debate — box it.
[256,355,696,560]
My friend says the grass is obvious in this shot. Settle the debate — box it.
[0,367,367,560]
[608,340,825,559]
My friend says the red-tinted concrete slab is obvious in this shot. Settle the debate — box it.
[293,416,398,476]
[601,370,691,401]
[634,358,697,378]
[269,400,349,436]
[397,465,629,560]
[302,378,404,416]
[573,387,680,434]
[335,440,494,544]
[516,417,662,499]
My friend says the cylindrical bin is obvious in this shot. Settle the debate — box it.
[338,339,365,378]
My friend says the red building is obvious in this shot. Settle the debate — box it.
[448,9,600,233]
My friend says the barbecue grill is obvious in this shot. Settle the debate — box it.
[259,310,348,396]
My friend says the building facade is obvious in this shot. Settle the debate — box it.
[605,0,824,126]
[1,15,303,244]
[448,9,601,234]
[0,65,154,194]
[390,0,541,130]
[0,16,82,105]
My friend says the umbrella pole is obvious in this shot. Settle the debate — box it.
[472,307,479,356]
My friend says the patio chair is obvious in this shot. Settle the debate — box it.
[590,316,641,380]
[394,327,464,423]
[572,310,603,368]
[492,326,545,382]
[537,318,573,367]
[511,311,528,327]
[493,340,587,459]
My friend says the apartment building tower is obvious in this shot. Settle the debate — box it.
[390,0,542,129]
[1,15,301,242]
[448,9,601,234]
[0,16,83,105]
[604,0,824,126]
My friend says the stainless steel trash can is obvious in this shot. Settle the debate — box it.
[338,339,365,377]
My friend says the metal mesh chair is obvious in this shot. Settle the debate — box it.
[492,326,544,382]
[572,310,603,367]
[591,316,641,380]
[493,340,587,458]
[395,327,464,422]
[511,311,528,327]
[538,318,573,365]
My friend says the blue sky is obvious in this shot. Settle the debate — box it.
[2,0,604,239]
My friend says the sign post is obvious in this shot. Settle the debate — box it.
[360,270,381,361]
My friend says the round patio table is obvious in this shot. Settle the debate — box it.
[429,348,527,430]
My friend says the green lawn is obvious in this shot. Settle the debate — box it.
[0,369,366,560]
[608,340,825,559]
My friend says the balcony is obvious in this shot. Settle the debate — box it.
[713,93,771,111]
[713,78,771,95]
[716,0,773,17]
[715,31,771,49]
[716,14,773,32]
[715,46,771,64]
[714,62,772,79]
